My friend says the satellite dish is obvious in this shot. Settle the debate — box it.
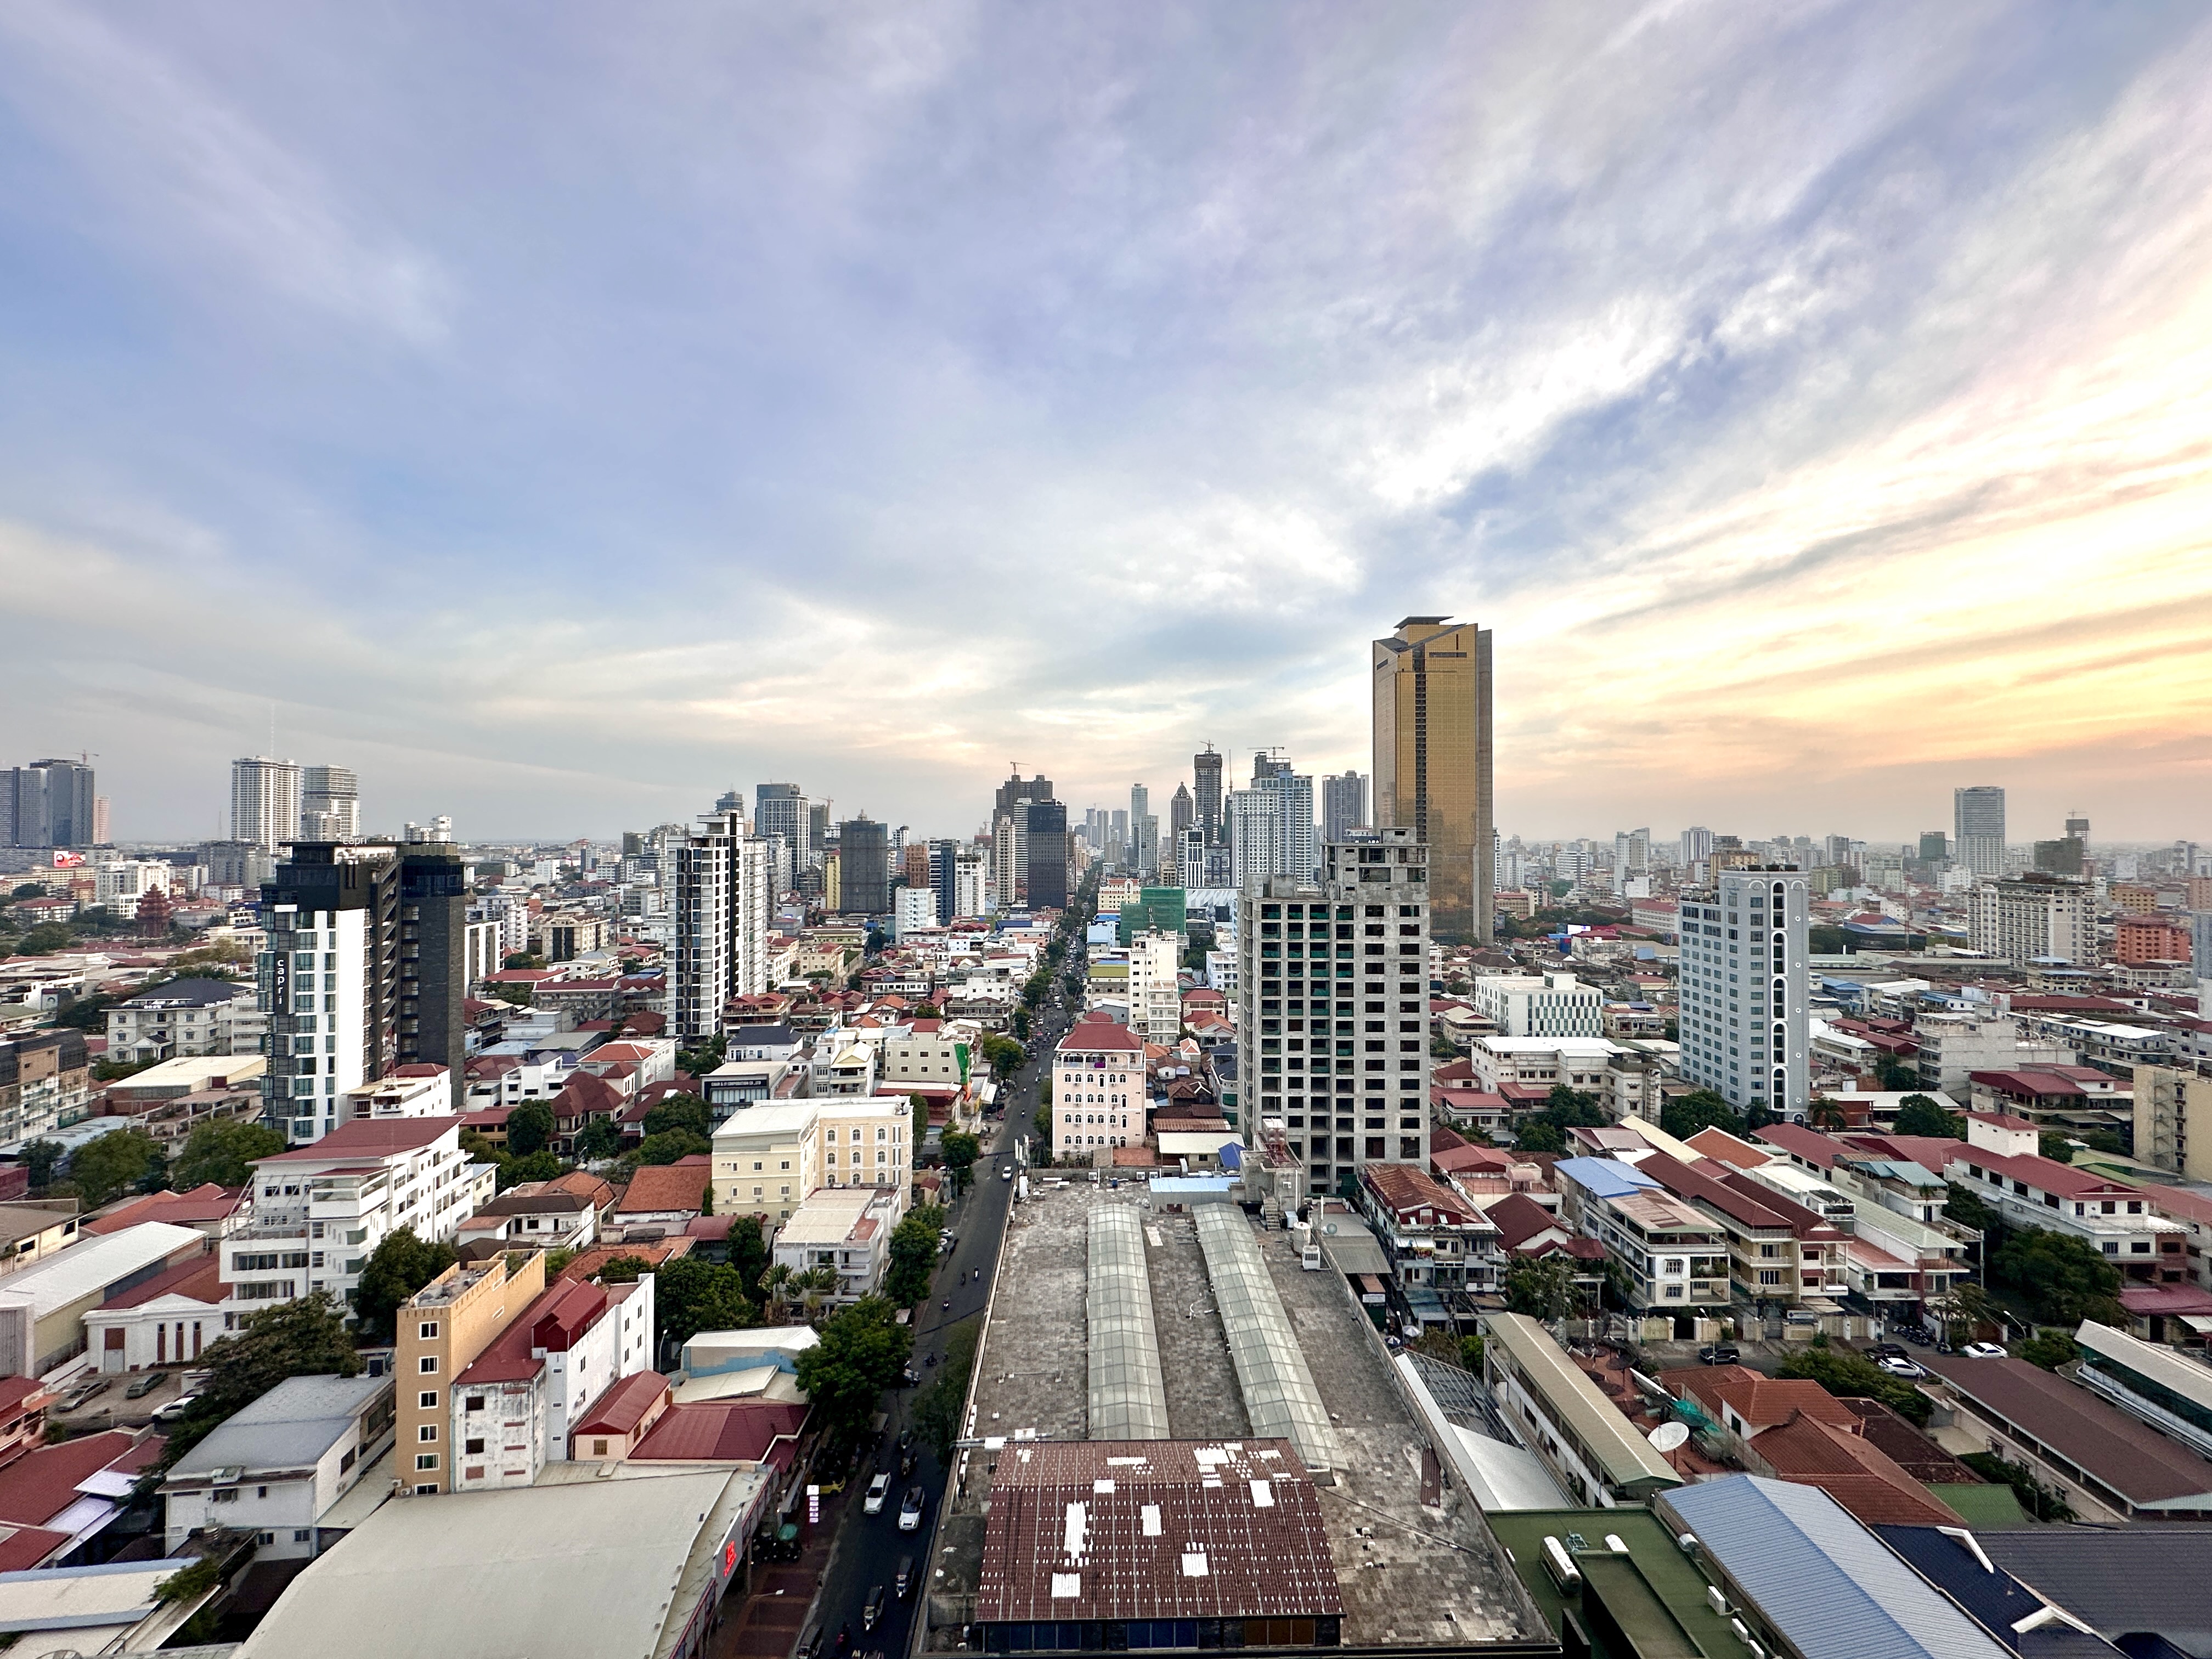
[1323,1223,1338,1235]
[1648,1422,1689,1453]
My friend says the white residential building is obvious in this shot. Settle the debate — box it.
[1971,875,2093,964]
[771,1187,900,1305]
[337,1065,454,1125]
[1126,929,1183,1046]
[1466,972,1602,1038]
[94,860,173,919]
[462,919,503,989]
[1053,1017,1145,1157]
[878,1020,971,1089]
[1912,1013,2073,1094]
[223,1117,476,1316]
[232,757,302,851]
[1466,1036,1621,1094]
[105,978,266,1063]
[893,887,938,938]
[952,849,988,919]
[669,809,774,1042]
[1676,867,1810,1118]
[162,1375,395,1559]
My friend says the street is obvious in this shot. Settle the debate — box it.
[742,967,1077,1659]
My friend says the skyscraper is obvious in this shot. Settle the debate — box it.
[301,765,360,840]
[1193,744,1223,843]
[1373,616,1494,940]
[259,843,400,1143]
[3,759,96,849]
[1321,773,1368,847]
[1026,800,1069,910]
[838,816,890,915]
[1680,825,1715,863]
[1954,786,2007,877]
[1169,784,1193,845]
[396,842,470,1104]
[1130,785,1155,877]
[233,757,303,851]
[1676,868,1810,1119]
[755,784,810,868]
[996,770,1054,816]
[670,809,774,1040]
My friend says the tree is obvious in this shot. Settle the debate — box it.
[1892,1094,1962,1139]
[726,1215,768,1293]
[575,1119,622,1161]
[655,1257,756,1355]
[1514,1119,1567,1155]
[16,923,74,955]
[353,1226,460,1341]
[1944,1180,2000,1234]
[1504,1256,1579,1321]
[912,1315,980,1465]
[978,1035,1025,1081]
[69,1128,165,1208]
[2018,1328,2079,1370]
[1459,1333,1486,1374]
[941,1131,980,1189]
[631,1128,710,1166]
[506,1100,555,1158]
[174,1120,286,1190]
[1808,1097,1847,1131]
[2039,1133,2076,1164]
[1776,1345,1931,1425]
[910,1093,929,1146]
[1872,1053,1919,1092]
[1994,1226,2124,1326]
[1011,1007,1031,1042]
[154,1291,360,1471]
[20,1139,64,1193]
[642,1093,710,1140]
[52,995,117,1031]
[595,1254,651,1283]
[885,1204,947,1306]
[503,951,546,970]
[794,1295,912,1449]
[1660,1089,1743,1142]
[496,1149,563,1190]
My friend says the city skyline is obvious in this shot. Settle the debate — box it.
[4,9,2212,840]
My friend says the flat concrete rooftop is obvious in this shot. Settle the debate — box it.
[928,1178,1549,1652]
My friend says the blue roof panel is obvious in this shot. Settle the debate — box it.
[1554,1156,1662,1199]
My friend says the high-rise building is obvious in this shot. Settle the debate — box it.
[1373,616,1494,940]
[1321,773,1368,847]
[996,770,1054,817]
[300,766,360,841]
[1169,784,1194,845]
[1026,800,1069,910]
[1108,809,1127,865]
[1225,786,1289,893]
[396,843,470,1104]
[1917,831,1949,863]
[1971,874,2092,964]
[1193,744,1224,843]
[1130,785,1151,877]
[927,838,962,925]
[991,813,1023,910]
[259,844,400,1143]
[2066,813,2090,844]
[91,795,109,846]
[669,809,774,1041]
[2,759,97,849]
[808,801,831,854]
[1676,868,1810,1119]
[1680,826,1715,863]
[953,848,987,919]
[1954,786,2007,877]
[837,816,890,915]
[1238,826,1430,1201]
[233,757,303,851]
[754,784,810,871]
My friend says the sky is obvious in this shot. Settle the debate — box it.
[3,2,2210,849]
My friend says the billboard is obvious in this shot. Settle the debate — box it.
[51,850,85,868]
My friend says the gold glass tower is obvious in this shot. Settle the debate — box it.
[1372,617,1493,940]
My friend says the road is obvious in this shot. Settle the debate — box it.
[799,965,1080,1659]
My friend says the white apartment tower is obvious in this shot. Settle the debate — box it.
[1971,875,2094,964]
[1677,868,1810,1119]
[953,849,987,919]
[670,809,774,1042]
[1954,786,2007,877]
[1126,929,1183,1046]
[233,757,303,851]
[300,766,360,840]
[1239,827,1430,1201]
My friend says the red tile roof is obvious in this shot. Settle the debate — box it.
[571,1369,669,1439]
[1361,1163,1485,1225]
[453,1284,571,1385]
[1949,1146,2135,1199]
[0,1430,144,1526]
[630,1400,810,1463]
[1750,1414,1965,1527]
[1057,1021,1142,1054]
[614,1157,712,1217]
[0,1523,70,1571]
[98,1253,224,1310]
[556,1239,694,1283]
[1664,1365,1860,1432]
[258,1116,464,1160]
[84,1183,243,1235]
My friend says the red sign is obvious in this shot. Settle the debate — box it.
[724,1541,737,1573]
[50,851,84,868]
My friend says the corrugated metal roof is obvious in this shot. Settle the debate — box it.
[1657,1475,2013,1659]
[1087,1207,1168,1441]
[1553,1156,1661,1199]
[1483,1315,1680,1494]
[1194,1207,1337,1474]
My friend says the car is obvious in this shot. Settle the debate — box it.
[125,1373,165,1400]
[1866,1342,1909,1362]
[900,1365,920,1386]
[1001,1166,1014,1181]
[864,1474,892,1515]
[1697,1344,1741,1367]
[862,1585,886,1631]
[1960,1341,2008,1360]
[1876,1356,1927,1380]
[898,1485,926,1532]
[57,1378,110,1413]
[152,1393,200,1425]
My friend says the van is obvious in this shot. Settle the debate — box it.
[895,1556,915,1598]
[797,1623,825,1659]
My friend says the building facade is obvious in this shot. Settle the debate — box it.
[1971,874,2093,964]
[1373,617,1493,940]
[670,810,774,1042]
[1675,868,1810,1118]
[1954,785,2007,877]
[2,759,97,849]
[233,757,303,851]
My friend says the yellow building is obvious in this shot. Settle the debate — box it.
[711,1104,822,1224]
[812,1098,910,1221]
[1373,616,1493,941]
[395,1252,546,1492]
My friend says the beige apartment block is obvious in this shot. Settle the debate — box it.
[395,1252,546,1492]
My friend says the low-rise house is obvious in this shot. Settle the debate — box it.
[223,1117,475,1315]
[1481,1312,1682,1508]
[1945,1113,2187,1284]
[709,1104,821,1227]
[1356,1164,1501,1294]
[0,1203,80,1278]
[568,1369,671,1460]
[609,1158,713,1232]
[1631,1152,1848,1312]
[1466,1035,1621,1095]
[769,1187,899,1306]
[84,1183,243,1240]
[161,1374,396,1560]
[1552,1156,1730,1319]
[548,1072,627,1156]
[103,977,264,1063]
[1662,1364,1859,1446]
[454,1181,600,1254]
[0,1031,92,1142]
[1966,1066,2131,1137]
[0,1378,47,1468]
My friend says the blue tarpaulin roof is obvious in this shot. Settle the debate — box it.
[1553,1156,1662,1199]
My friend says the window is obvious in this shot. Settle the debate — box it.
[295,1528,314,1542]
[466,1395,484,1413]
[419,1357,438,1374]
[419,1424,438,1442]
[414,1482,440,1495]
[210,1488,239,1504]
[419,1321,439,1339]
[419,1391,438,1409]
[415,1453,440,1471]
[466,1437,486,1454]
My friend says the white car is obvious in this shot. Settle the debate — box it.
[898,1486,926,1532]
[1960,1342,2007,1360]
[1876,1356,1927,1380]
[863,1473,892,1515]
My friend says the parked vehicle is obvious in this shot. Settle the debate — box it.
[899,1365,920,1387]
[1960,1341,2008,1360]
[153,1392,200,1425]
[898,1486,926,1532]
[125,1373,164,1400]
[797,1624,824,1659]
[58,1379,111,1413]
[1875,1356,1927,1380]
[864,1474,892,1515]
[1696,1344,1740,1366]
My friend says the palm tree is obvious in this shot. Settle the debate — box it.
[798,1266,840,1322]
[1809,1097,1847,1132]
[758,1263,794,1323]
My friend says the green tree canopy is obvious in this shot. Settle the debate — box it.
[15,923,76,955]
[726,1215,769,1295]
[595,1255,651,1283]
[1872,1053,1919,1091]
[2038,1133,2076,1164]
[173,1120,286,1190]
[1504,1256,1579,1321]
[21,1139,64,1193]
[575,1119,623,1161]
[655,1257,757,1356]
[978,1035,1025,1081]
[505,1099,555,1158]
[1776,1345,1931,1425]
[155,1291,360,1472]
[1660,1089,1743,1142]
[884,1203,947,1306]
[642,1093,710,1140]
[51,995,117,1032]
[912,1315,980,1465]
[69,1127,165,1209]
[631,1128,711,1167]
[1944,1180,2000,1234]
[794,1295,913,1448]
[1994,1226,2124,1325]
[1892,1094,1962,1139]
[496,1149,564,1190]
[353,1226,459,1341]
[2018,1328,2079,1370]
[941,1131,980,1183]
